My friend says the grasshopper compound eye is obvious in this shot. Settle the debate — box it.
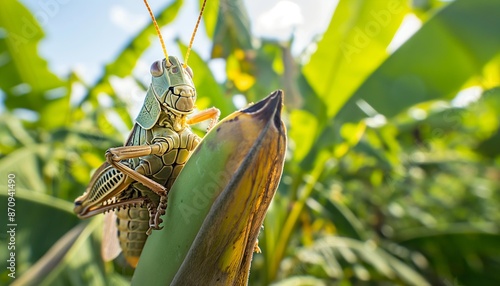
[150,60,164,77]
[185,65,194,78]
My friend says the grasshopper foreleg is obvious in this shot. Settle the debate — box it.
[106,142,177,233]
[105,142,175,195]
[105,148,167,197]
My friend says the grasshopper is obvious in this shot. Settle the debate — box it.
[73,0,218,267]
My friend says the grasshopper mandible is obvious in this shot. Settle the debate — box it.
[73,0,218,267]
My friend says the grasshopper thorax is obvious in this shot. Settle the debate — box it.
[137,56,197,131]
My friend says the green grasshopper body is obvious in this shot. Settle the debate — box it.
[74,56,219,267]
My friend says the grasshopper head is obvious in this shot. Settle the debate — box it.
[137,56,198,130]
[151,56,197,114]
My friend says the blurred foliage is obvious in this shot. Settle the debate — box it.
[1,0,499,285]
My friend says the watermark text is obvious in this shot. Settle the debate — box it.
[6,173,17,279]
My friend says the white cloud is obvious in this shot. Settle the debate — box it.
[246,0,337,54]
[110,5,148,34]
[255,1,304,40]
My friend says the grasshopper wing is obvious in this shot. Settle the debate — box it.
[101,212,122,262]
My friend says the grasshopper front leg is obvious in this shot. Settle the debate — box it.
[105,144,168,197]
[105,141,175,233]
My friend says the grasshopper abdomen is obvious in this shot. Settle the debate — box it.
[116,207,150,267]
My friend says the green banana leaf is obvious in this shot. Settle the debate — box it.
[304,0,410,118]
[0,189,79,284]
[336,0,500,122]
[398,224,500,285]
[302,0,500,169]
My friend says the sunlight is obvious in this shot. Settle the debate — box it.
[451,86,483,108]
[387,13,422,53]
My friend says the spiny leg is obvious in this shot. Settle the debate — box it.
[146,201,157,235]
[105,143,179,233]
[146,195,168,235]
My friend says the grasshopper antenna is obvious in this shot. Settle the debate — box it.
[183,0,207,68]
[143,0,171,67]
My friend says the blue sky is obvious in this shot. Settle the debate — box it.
[9,0,431,122]
[18,0,338,84]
